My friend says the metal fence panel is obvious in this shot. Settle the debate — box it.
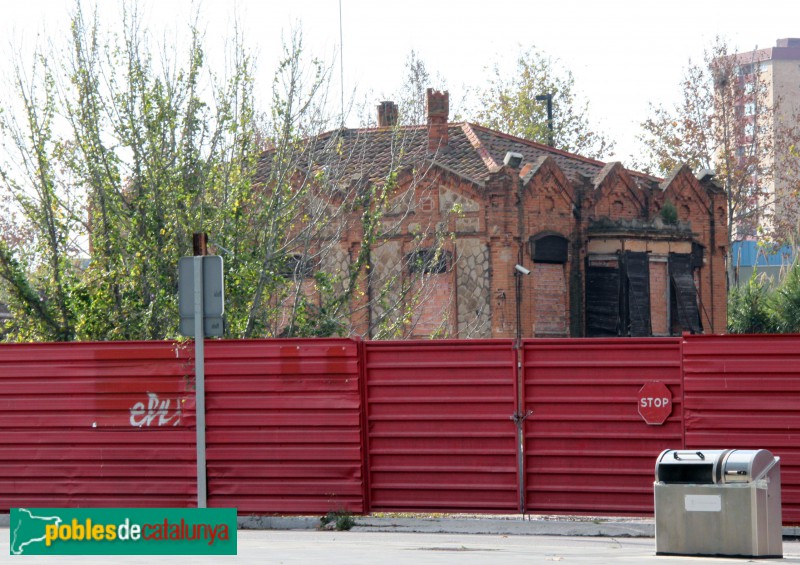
[682,334,800,525]
[364,340,518,513]
[0,341,195,510]
[522,338,683,515]
[204,339,365,514]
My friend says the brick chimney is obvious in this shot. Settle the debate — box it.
[426,88,449,152]
[377,101,398,127]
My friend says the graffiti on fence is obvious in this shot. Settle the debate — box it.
[129,392,182,428]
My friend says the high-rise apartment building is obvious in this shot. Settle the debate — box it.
[733,38,800,238]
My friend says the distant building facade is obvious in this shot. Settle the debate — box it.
[732,38,800,238]
[259,90,727,338]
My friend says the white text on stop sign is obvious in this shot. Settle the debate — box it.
[640,397,670,408]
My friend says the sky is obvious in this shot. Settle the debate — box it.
[2,0,798,166]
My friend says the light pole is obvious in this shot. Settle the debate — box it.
[535,93,554,147]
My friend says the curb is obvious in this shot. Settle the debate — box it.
[352,517,655,537]
[3,513,799,538]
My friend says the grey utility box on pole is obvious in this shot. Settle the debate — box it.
[654,449,782,558]
[179,255,224,337]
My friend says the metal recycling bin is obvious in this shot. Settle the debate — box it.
[654,449,782,557]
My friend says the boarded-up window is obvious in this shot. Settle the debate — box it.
[409,275,454,337]
[649,260,669,335]
[669,253,702,334]
[587,252,652,337]
[533,263,567,336]
[623,252,651,337]
[586,265,620,337]
[530,233,568,264]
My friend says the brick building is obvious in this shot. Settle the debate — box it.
[261,90,727,339]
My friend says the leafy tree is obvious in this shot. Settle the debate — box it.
[728,261,800,334]
[0,3,261,341]
[636,37,800,249]
[0,5,465,342]
[770,261,800,333]
[471,45,614,159]
[727,273,775,333]
[395,50,447,125]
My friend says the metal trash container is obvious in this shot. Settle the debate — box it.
[654,449,782,557]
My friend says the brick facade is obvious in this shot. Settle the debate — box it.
[263,90,727,338]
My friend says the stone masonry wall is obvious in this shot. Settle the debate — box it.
[456,238,491,338]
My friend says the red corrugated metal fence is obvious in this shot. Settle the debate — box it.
[522,338,683,515]
[363,340,518,512]
[1,335,799,524]
[204,339,365,514]
[0,341,196,510]
[682,334,800,524]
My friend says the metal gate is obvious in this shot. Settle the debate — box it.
[363,340,519,512]
[521,338,683,515]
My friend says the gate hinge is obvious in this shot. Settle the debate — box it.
[510,410,533,425]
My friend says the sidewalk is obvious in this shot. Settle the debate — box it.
[237,512,800,538]
[5,512,800,537]
[3,527,800,564]
[237,513,654,537]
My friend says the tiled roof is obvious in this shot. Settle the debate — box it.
[257,122,659,191]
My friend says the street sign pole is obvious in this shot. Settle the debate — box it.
[193,255,207,509]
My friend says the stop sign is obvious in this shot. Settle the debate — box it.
[638,381,672,425]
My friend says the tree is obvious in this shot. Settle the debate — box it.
[395,50,447,125]
[636,37,800,249]
[0,4,464,342]
[0,3,260,341]
[727,261,800,334]
[471,45,614,159]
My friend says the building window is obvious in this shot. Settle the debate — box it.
[668,253,702,335]
[408,248,450,274]
[624,252,652,337]
[585,251,652,337]
[529,232,568,264]
[279,254,314,279]
[586,263,621,337]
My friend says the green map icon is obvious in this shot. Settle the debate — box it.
[10,508,62,555]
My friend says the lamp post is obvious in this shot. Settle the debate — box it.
[535,93,554,147]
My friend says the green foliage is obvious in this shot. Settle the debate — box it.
[727,261,800,334]
[636,37,800,246]
[320,510,355,531]
[770,263,800,333]
[472,46,614,159]
[660,200,679,225]
[0,3,261,341]
[727,273,775,334]
[0,6,452,343]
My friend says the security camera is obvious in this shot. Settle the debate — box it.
[514,264,531,275]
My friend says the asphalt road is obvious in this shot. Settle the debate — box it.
[3,528,800,564]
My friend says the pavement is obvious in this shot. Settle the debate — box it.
[3,513,800,563]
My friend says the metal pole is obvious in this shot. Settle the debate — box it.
[193,247,207,508]
[535,94,554,147]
